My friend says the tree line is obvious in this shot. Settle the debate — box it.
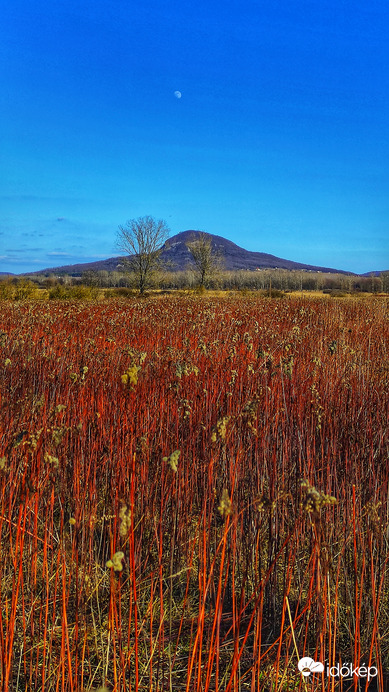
[2,215,388,296]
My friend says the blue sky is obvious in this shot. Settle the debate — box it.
[1,0,389,274]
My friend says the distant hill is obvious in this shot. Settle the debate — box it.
[24,256,127,276]
[20,230,359,276]
[161,231,353,273]
[361,270,388,277]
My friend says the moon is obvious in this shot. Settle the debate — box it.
[174,90,182,99]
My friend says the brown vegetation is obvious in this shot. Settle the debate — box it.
[0,295,388,690]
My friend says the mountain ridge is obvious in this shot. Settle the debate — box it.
[163,231,353,274]
[13,230,386,276]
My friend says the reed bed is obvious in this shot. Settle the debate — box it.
[0,295,388,691]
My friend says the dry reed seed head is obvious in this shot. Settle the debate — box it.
[119,504,132,537]
[24,429,44,449]
[121,363,140,387]
[50,426,68,447]
[246,420,258,435]
[362,500,383,529]
[4,358,11,366]
[122,346,147,365]
[176,361,200,378]
[282,354,294,378]
[135,435,148,452]
[163,449,181,472]
[300,479,337,513]
[218,489,232,518]
[106,551,125,571]
[80,365,88,379]
[211,416,230,442]
[243,398,259,420]
[228,345,237,359]
[0,456,7,470]
[178,398,192,419]
[54,404,66,414]
[229,369,238,385]
[44,452,59,468]
[255,494,273,512]
[121,349,147,388]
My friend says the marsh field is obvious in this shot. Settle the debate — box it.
[0,294,388,691]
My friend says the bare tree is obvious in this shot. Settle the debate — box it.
[186,232,222,288]
[117,216,170,294]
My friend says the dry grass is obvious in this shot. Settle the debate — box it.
[0,294,388,691]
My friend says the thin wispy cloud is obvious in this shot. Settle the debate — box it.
[0,256,47,264]
[6,248,44,253]
[46,251,73,257]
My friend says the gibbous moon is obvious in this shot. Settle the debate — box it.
[174,90,182,99]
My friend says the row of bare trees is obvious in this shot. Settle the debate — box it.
[4,216,387,296]
[115,215,388,295]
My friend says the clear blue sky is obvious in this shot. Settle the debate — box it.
[1,0,389,274]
